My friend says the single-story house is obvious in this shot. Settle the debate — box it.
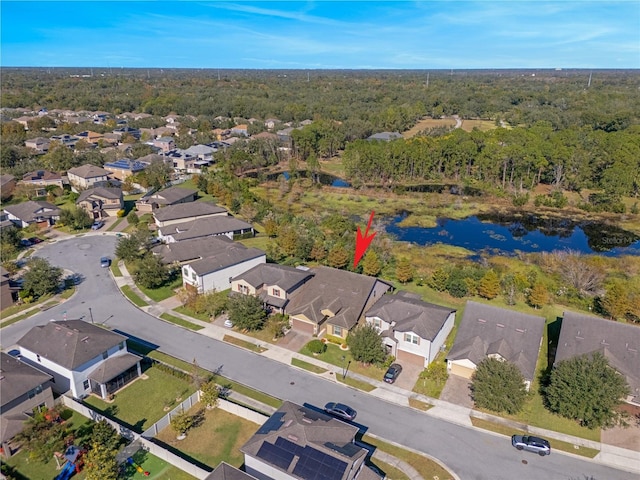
[365,291,456,368]
[136,186,197,212]
[159,215,254,243]
[103,158,148,180]
[367,132,403,141]
[446,301,545,390]
[153,202,228,228]
[76,187,123,218]
[181,243,265,294]
[241,401,379,480]
[17,320,142,400]
[231,263,315,313]
[1,352,55,457]
[555,311,640,405]
[285,266,392,338]
[4,200,61,228]
[67,164,110,190]
[231,124,249,137]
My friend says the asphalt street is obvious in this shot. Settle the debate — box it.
[1,235,635,480]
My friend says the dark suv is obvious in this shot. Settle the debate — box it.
[511,435,551,456]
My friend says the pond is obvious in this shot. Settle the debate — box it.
[253,170,351,187]
[385,212,640,256]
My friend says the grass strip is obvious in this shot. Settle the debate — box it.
[174,305,211,322]
[160,312,203,331]
[360,434,455,480]
[223,334,268,353]
[125,339,282,409]
[121,285,148,307]
[0,310,39,328]
[59,287,75,299]
[291,358,328,374]
[408,397,433,411]
[337,374,376,392]
[107,217,123,231]
[470,418,599,458]
[40,300,59,310]
[110,262,123,277]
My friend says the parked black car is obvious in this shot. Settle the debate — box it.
[324,402,357,421]
[511,435,551,456]
[383,363,403,384]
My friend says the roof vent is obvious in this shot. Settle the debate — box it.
[496,323,505,328]
[287,435,299,441]
[515,328,526,333]
[81,336,90,342]
[302,418,313,424]
[66,332,74,336]
[55,326,61,330]
[284,420,293,427]
[477,319,486,323]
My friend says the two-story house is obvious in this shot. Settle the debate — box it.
[76,187,124,218]
[67,164,110,191]
[17,320,142,400]
[231,264,315,313]
[365,291,456,368]
[1,352,54,457]
[3,200,61,228]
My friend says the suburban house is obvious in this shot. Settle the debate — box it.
[50,134,80,149]
[446,301,545,390]
[0,174,16,200]
[264,118,280,130]
[285,266,392,338]
[241,401,380,480]
[165,149,198,172]
[364,291,456,368]
[103,158,148,180]
[153,202,228,228]
[112,126,141,140]
[0,265,20,306]
[231,264,315,314]
[20,170,64,192]
[24,137,51,153]
[158,216,255,243]
[181,243,266,294]
[555,311,640,405]
[366,132,403,141]
[67,164,110,190]
[75,130,104,144]
[136,186,198,212]
[4,200,61,228]
[0,352,55,457]
[76,187,124,218]
[17,320,142,400]
[231,124,249,137]
[205,462,259,480]
[153,136,175,152]
[152,235,240,265]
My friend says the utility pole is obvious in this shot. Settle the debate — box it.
[89,307,94,324]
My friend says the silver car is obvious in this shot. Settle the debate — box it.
[511,435,551,456]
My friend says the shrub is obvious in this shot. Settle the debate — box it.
[116,209,126,218]
[307,339,327,354]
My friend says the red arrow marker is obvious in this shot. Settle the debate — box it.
[354,211,376,268]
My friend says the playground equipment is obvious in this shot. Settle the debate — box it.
[53,445,84,480]
[127,456,150,476]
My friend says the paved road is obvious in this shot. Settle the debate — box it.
[1,235,635,480]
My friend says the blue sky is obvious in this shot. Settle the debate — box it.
[1,1,638,69]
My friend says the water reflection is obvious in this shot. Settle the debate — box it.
[386,213,640,256]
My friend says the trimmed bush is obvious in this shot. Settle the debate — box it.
[307,339,327,354]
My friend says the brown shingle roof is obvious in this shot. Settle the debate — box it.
[67,164,109,179]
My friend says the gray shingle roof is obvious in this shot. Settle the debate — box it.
[556,311,640,403]
[17,320,126,370]
[152,235,235,264]
[4,200,60,223]
[0,352,52,407]
[153,202,227,223]
[232,263,315,293]
[144,186,197,205]
[447,301,545,381]
[88,352,141,383]
[162,216,253,242]
[188,244,265,275]
[67,164,109,179]
[77,187,122,202]
[205,463,258,480]
[286,266,388,330]
[365,291,456,341]
[241,401,366,480]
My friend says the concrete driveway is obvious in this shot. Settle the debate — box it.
[440,374,474,408]
[390,361,422,391]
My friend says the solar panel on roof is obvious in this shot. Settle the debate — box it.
[256,442,294,471]
[257,412,286,435]
[324,442,362,458]
[292,446,348,480]
[275,436,304,456]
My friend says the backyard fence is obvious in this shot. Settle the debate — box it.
[60,396,139,442]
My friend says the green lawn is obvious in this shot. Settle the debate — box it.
[173,305,210,322]
[84,367,196,433]
[160,313,204,331]
[121,450,197,480]
[121,285,149,307]
[0,293,54,318]
[237,234,271,251]
[299,342,387,382]
[291,358,328,374]
[111,262,123,277]
[138,276,183,302]
[223,335,267,353]
[154,405,258,469]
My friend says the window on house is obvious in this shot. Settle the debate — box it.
[333,326,343,336]
[102,351,108,360]
[373,318,381,328]
[83,380,89,390]
[119,342,125,350]
[272,288,280,297]
[36,354,41,362]
[404,333,419,345]
[28,389,36,399]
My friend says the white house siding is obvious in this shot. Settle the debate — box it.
[245,455,294,480]
[393,331,431,368]
[184,255,266,294]
[19,341,127,398]
[429,312,455,364]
